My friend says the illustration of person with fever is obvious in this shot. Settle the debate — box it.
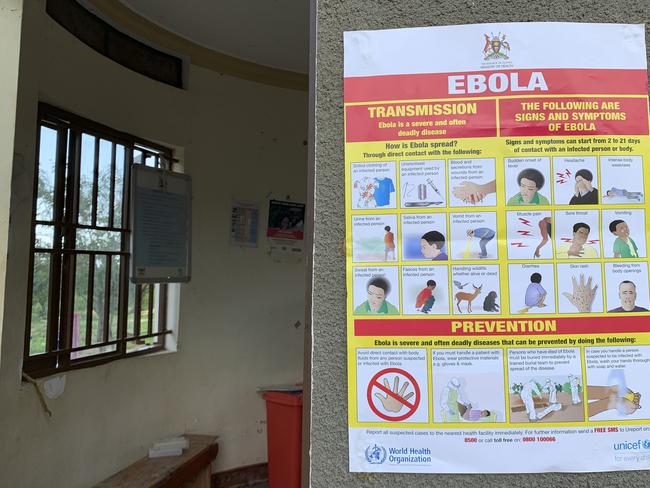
[507,168,549,205]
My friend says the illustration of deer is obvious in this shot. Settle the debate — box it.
[455,284,482,313]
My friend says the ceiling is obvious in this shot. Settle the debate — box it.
[117,0,310,74]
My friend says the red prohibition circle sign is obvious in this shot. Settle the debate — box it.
[366,367,421,422]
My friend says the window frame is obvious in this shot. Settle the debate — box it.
[24,103,173,377]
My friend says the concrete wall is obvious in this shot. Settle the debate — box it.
[309,1,650,487]
[0,0,23,361]
[0,1,307,486]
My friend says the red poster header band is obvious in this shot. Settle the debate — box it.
[354,316,650,337]
[344,68,648,103]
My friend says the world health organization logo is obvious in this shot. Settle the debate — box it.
[365,444,387,464]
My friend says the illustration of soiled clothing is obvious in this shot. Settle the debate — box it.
[524,282,546,308]
[415,287,435,313]
[353,177,378,208]
[384,231,395,251]
[354,300,399,315]
[457,403,483,421]
[374,177,395,206]
[520,380,542,421]
[472,227,495,258]
[609,187,642,200]
[613,237,638,258]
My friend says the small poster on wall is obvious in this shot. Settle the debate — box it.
[230,201,259,248]
[267,200,305,240]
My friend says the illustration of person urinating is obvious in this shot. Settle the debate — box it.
[415,279,436,314]
[609,219,639,258]
[518,272,547,314]
[383,226,396,261]
[466,227,495,259]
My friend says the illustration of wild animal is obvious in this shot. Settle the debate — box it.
[455,284,482,313]
[483,291,499,312]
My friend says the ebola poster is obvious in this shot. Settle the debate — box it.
[344,23,650,473]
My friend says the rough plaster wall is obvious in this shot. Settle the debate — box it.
[310,1,650,486]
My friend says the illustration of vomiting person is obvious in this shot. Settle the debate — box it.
[556,222,598,259]
[415,280,436,314]
[354,277,399,315]
[420,230,448,261]
[466,227,495,259]
[384,226,395,261]
[518,273,547,313]
[507,168,550,205]
[609,220,638,258]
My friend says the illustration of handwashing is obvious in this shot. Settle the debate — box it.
[587,369,642,419]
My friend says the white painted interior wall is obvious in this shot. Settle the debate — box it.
[0,1,307,486]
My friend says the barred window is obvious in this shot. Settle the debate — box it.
[25,104,172,377]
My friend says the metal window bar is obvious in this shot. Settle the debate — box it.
[24,105,173,377]
[109,142,116,228]
[91,135,99,226]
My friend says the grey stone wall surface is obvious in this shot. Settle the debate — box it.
[310,0,650,486]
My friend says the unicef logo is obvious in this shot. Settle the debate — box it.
[365,444,387,464]
[643,440,650,450]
